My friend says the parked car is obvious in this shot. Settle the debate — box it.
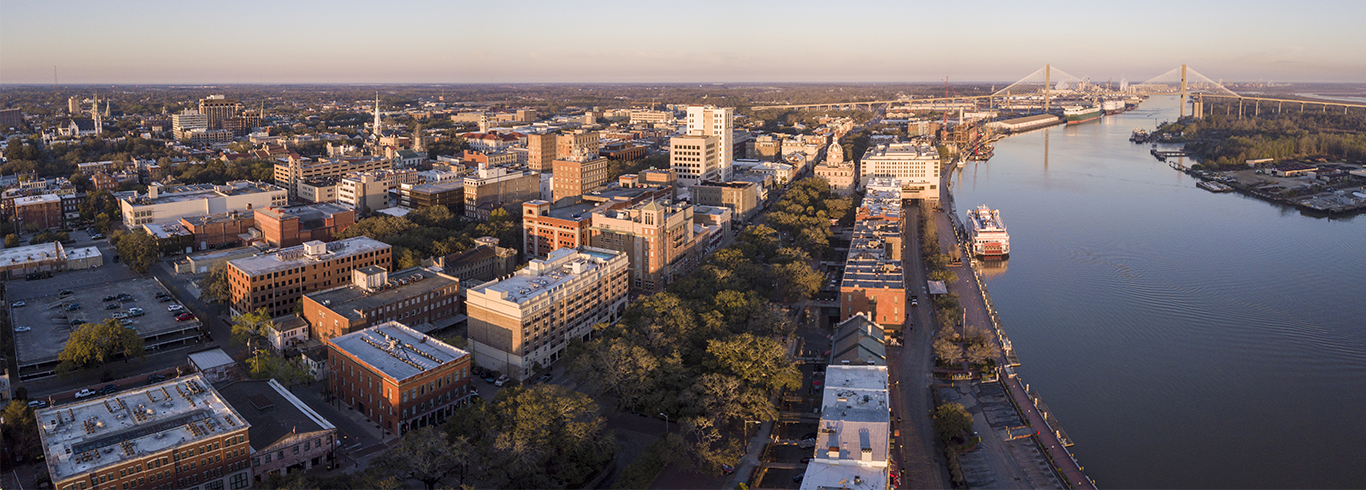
[176,312,196,322]
[538,374,553,384]
[15,326,31,332]
[97,385,118,395]
[147,374,167,384]
[73,389,95,399]
[119,319,133,326]
[155,292,170,298]
[69,319,83,326]
[159,296,175,302]
[105,303,120,310]
[494,375,510,387]
[103,295,117,302]
[58,289,73,296]
[128,307,144,317]
[112,313,128,320]
[27,400,48,409]
[65,303,81,311]
[11,301,25,307]
[167,304,184,312]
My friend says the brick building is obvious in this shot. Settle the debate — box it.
[217,379,337,482]
[179,211,256,250]
[525,132,558,172]
[691,180,759,223]
[302,266,461,342]
[425,237,517,283]
[588,199,720,293]
[225,237,392,317]
[13,194,64,230]
[253,204,355,248]
[327,321,473,434]
[37,374,253,490]
[551,156,610,203]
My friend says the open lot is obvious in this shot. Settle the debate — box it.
[11,275,204,379]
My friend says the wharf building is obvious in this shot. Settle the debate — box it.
[302,265,461,342]
[273,156,393,199]
[799,363,891,490]
[839,186,906,330]
[326,321,473,434]
[466,247,629,381]
[36,374,253,490]
[225,237,392,317]
[216,379,337,483]
[588,199,720,294]
[119,182,287,227]
[857,143,941,201]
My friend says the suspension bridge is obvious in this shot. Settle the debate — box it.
[750,64,1366,118]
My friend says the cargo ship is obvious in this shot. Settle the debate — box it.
[967,205,1010,259]
[1064,105,1103,124]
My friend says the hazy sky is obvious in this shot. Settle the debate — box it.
[2,0,1363,84]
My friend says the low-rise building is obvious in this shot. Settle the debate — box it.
[462,164,540,221]
[296,178,339,204]
[13,194,64,230]
[143,222,196,255]
[466,247,628,381]
[225,237,392,317]
[0,242,69,279]
[302,265,461,342]
[37,374,253,490]
[253,204,355,248]
[180,211,258,250]
[217,379,337,483]
[552,156,611,204]
[692,180,759,223]
[120,181,287,227]
[858,142,941,200]
[399,180,464,215]
[799,364,891,490]
[274,156,393,199]
[327,321,473,434]
[425,236,517,283]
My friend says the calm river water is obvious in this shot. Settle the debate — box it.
[948,96,1366,488]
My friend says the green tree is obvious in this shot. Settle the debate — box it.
[231,308,275,347]
[932,403,974,442]
[4,234,18,248]
[371,427,475,490]
[772,261,823,302]
[114,230,159,273]
[246,351,311,389]
[705,333,801,395]
[198,262,233,304]
[56,319,146,375]
[2,400,42,464]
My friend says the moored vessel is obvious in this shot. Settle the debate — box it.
[967,205,1010,259]
[1064,105,1103,125]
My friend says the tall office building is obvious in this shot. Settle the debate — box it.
[198,96,244,130]
[669,135,721,188]
[686,106,734,179]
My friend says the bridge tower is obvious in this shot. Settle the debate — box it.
[1180,64,1188,118]
[1044,64,1051,112]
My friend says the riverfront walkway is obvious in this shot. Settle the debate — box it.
[937,179,1098,490]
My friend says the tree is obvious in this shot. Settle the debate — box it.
[246,351,312,389]
[772,261,823,302]
[231,308,274,347]
[198,262,232,304]
[57,319,146,375]
[932,403,974,442]
[1,401,41,464]
[963,341,998,366]
[114,230,159,273]
[4,234,18,248]
[571,340,660,410]
[705,333,801,395]
[933,336,963,365]
[371,427,472,490]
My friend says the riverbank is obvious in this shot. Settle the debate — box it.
[1165,159,1366,215]
[935,178,1097,489]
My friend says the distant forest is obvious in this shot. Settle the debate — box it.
[1164,104,1366,167]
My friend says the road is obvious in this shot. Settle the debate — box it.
[888,202,952,489]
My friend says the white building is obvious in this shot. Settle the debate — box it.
[800,364,892,490]
[858,143,941,201]
[119,181,287,226]
[172,110,209,132]
[670,135,722,188]
[686,105,734,179]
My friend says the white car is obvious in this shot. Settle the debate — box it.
[11,301,25,307]
[15,326,31,332]
[167,304,184,312]
[112,313,128,320]
[74,389,96,399]
[494,375,510,387]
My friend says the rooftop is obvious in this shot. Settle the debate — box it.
[841,256,903,290]
[14,194,61,205]
[861,142,938,161]
[143,222,192,239]
[37,374,248,483]
[306,266,458,323]
[255,203,353,228]
[799,462,888,490]
[0,241,65,266]
[215,379,335,451]
[471,247,623,305]
[329,321,469,382]
[120,181,283,207]
[228,237,389,277]
[831,314,886,366]
[812,365,890,466]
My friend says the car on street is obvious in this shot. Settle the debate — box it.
[176,312,196,322]
[59,289,73,296]
[494,375,510,387]
[147,374,167,384]
[74,389,96,399]
[15,326,31,332]
[98,385,119,395]
[27,400,48,409]
[538,374,552,384]
[167,304,184,312]
[65,303,81,311]
[11,301,25,307]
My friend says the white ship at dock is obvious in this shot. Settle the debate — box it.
[968,205,1010,259]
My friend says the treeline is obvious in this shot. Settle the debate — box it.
[334,205,519,270]
[1164,109,1366,167]
[567,183,843,471]
[764,177,852,259]
[2,135,176,177]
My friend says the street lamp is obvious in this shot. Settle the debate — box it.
[659,413,668,434]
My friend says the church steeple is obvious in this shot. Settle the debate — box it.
[92,94,103,134]
[412,123,425,153]
[372,92,382,140]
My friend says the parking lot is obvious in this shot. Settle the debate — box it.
[10,275,204,378]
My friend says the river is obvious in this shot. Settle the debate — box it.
[948,96,1366,489]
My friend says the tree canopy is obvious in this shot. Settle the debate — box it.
[57,319,145,375]
[112,230,159,273]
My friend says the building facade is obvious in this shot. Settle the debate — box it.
[327,321,473,434]
[691,180,759,223]
[253,204,355,249]
[217,379,337,483]
[13,194,64,230]
[119,182,287,227]
[857,143,941,200]
[466,247,629,380]
[225,237,392,317]
[686,105,734,179]
[525,132,558,172]
[273,157,392,199]
[588,199,716,293]
[669,135,721,188]
[551,156,610,203]
[462,165,540,221]
[302,266,461,342]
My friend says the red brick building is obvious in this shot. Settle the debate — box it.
[254,204,355,248]
[180,211,256,250]
[13,194,64,230]
[302,266,461,342]
[327,321,473,434]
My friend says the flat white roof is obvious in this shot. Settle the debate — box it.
[66,246,101,260]
[37,374,248,483]
[329,321,468,381]
[799,461,888,490]
[0,241,64,265]
[188,348,235,370]
[228,236,389,276]
[472,247,623,305]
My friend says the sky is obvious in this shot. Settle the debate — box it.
[2,0,1363,84]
